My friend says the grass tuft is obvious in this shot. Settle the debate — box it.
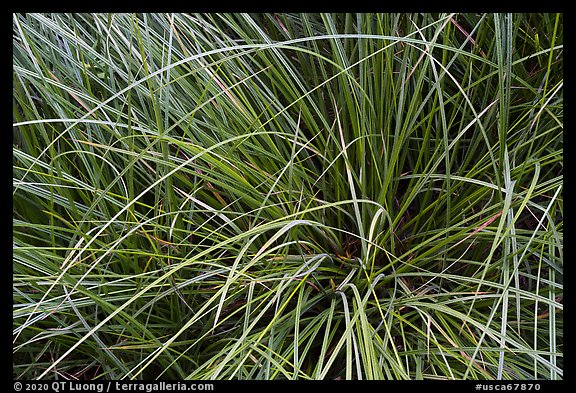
[13,13,562,380]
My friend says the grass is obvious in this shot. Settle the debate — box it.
[13,13,562,380]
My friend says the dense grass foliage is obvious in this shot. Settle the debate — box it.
[13,13,562,380]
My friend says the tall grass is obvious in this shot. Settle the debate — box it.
[13,13,562,380]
